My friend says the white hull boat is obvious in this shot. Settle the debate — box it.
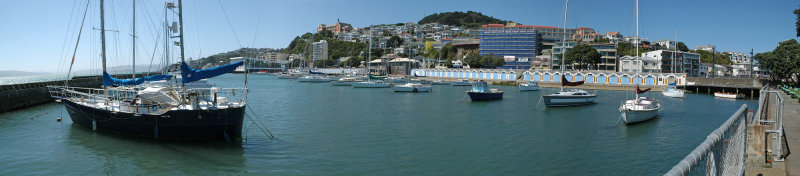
[519,81,539,91]
[393,83,432,92]
[451,79,471,86]
[385,77,408,83]
[331,77,359,86]
[662,87,684,98]
[352,80,392,88]
[714,92,743,99]
[542,89,597,107]
[432,80,449,85]
[620,97,660,124]
[297,76,330,83]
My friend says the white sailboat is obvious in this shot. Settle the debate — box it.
[662,81,684,98]
[620,85,660,124]
[331,76,360,86]
[450,79,471,86]
[393,83,432,92]
[541,0,597,107]
[353,25,392,88]
[297,75,330,83]
[519,81,539,91]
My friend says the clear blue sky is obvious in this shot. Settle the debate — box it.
[0,0,797,73]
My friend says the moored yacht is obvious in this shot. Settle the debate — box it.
[662,82,684,98]
[393,83,432,92]
[331,76,360,86]
[48,0,246,141]
[297,75,330,83]
[451,79,471,86]
[542,0,598,107]
[620,85,660,124]
[466,81,503,101]
[519,81,539,91]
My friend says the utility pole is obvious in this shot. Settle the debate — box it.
[712,47,716,78]
[750,48,754,79]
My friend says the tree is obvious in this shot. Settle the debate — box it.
[677,42,689,52]
[693,49,732,65]
[757,39,800,83]
[795,6,800,37]
[565,44,601,70]
[440,43,457,60]
[370,48,385,59]
[593,37,610,43]
[387,36,404,48]
[616,42,650,57]
[463,53,483,68]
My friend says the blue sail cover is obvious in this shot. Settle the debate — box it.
[668,81,677,86]
[103,72,172,87]
[180,61,243,83]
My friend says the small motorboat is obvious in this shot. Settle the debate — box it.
[714,92,743,99]
[352,80,392,88]
[466,81,503,101]
[451,79,471,86]
[393,83,432,92]
[331,77,359,86]
[297,75,331,83]
[519,81,539,91]
[432,80,450,85]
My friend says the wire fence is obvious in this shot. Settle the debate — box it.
[665,104,748,176]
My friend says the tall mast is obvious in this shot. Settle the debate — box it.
[635,0,639,59]
[673,28,677,73]
[163,3,168,74]
[132,0,136,78]
[561,0,568,91]
[178,0,186,91]
[178,0,185,63]
[101,0,108,105]
[368,25,372,77]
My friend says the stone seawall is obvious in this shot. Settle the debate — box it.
[0,74,147,113]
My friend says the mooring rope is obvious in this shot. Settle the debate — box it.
[245,105,275,141]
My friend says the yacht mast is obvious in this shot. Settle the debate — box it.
[560,0,568,91]
[178,0,186,90]
[178,0,185,63]
[101,0,108,105]
[132,0,136,78]
[635,0,639,65]
[368,25,372,78]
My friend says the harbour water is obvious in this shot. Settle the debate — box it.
[0,74,757,175]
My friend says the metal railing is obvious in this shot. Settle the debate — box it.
[47,85,247,115]
[757,84,789,161]
[665,104,748,176]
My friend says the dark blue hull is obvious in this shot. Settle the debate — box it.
[467,92,503,101]
[62,99,245,141]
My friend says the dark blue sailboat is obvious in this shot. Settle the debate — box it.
[50,0,247,141]
[466,81,503,101]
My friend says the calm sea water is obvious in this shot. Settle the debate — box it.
[0,75,71,85]
[0,74,757,175]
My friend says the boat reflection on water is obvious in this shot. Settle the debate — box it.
[66,124,246,174]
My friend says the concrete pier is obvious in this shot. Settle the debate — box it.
[745,88,799,176]
[0,73,150,113]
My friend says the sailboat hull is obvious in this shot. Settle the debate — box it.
[622,109,658,124]
[63,99,244,141]
[542,95,597,107]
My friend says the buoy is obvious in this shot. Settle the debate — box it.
[56,117,62,121]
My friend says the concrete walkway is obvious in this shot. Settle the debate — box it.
[779,92,800,176]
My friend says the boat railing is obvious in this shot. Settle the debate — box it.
[664,104,748,176]
[47,85,248,114]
